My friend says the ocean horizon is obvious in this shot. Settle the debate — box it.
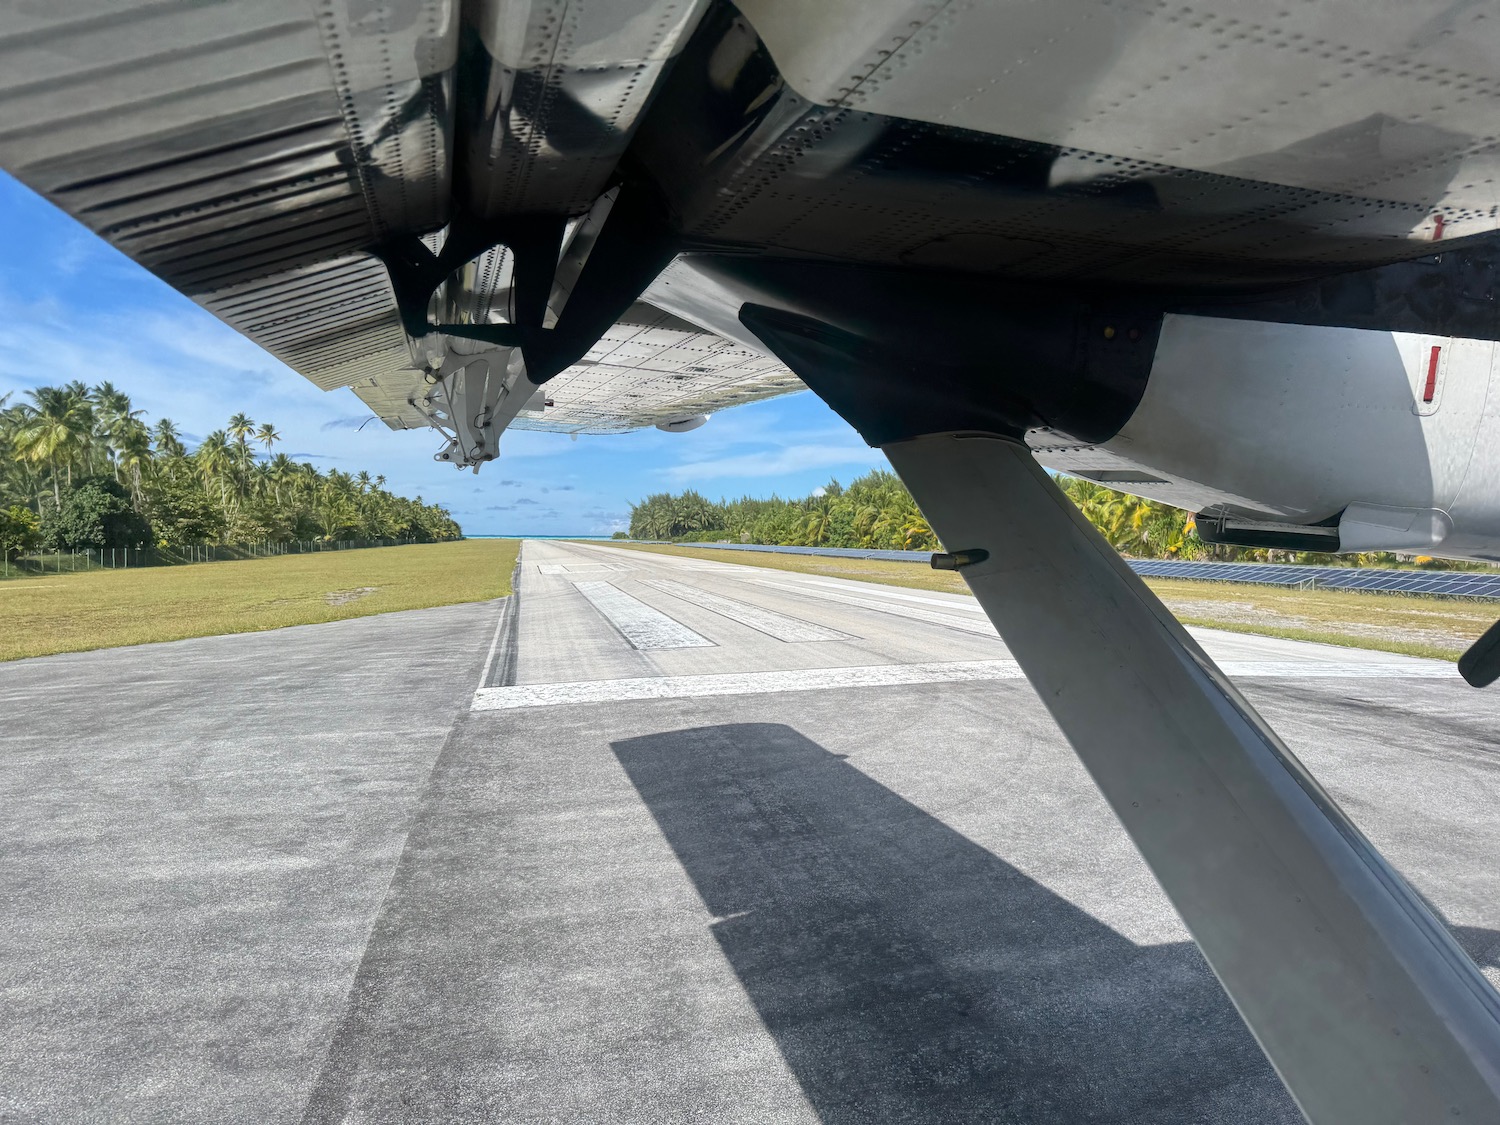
[468,534,616,540]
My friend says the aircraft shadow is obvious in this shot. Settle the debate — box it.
[612,723,1302,1124]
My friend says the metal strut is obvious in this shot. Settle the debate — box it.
[883,433,1500,1124]
[408,347,541,471]
[377,184,679,469]
[730,281,1500,1123]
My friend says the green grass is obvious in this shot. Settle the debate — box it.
[1150,579,1490,661]
[598,542,1488,661]
[0,539,519,662]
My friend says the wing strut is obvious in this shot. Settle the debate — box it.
[732,295,1500,1123]
[883,433,1500,1124]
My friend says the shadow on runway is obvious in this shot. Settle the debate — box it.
[612,723,1300,1125]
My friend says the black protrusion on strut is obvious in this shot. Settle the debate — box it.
[931,549,989,571]
[1458,617,1500,687]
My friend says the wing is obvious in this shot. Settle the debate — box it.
[352,300,803,435]
[0,0,802,450]
[7,0,1500,460]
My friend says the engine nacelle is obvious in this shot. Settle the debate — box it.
[1035,314,1500,562]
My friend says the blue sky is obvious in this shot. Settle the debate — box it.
[0,172,889,535]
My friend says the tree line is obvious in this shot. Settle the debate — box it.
[0,382,461,556]
[629,470,938,551]
[627,469,1451,567]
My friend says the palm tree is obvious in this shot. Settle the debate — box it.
[91,382,141,479]
[266,453,297,505]
[802,500,833,546]
[113,417,153,510]
[228,439,256,504]
[900,509,936,550]
[194,430,234,510]
[152,418,185,459]
[255,422,280,458]
[1,381,466,546]
[227,412,256,455]
[12,386,90,503]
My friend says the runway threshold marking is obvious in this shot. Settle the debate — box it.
[471,659,1453,711]
[750,578,999,636]
[537,562,623,574]
[571,580,714,650]
[473,660,1025,710]
[639,578,851,642]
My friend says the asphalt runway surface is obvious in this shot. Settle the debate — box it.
[5,539,1500,1123]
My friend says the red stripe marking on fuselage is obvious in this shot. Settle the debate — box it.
[1423,345,1442,403]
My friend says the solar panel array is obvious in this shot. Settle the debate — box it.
[1129,560,1500,599]
[679,543,1500,599]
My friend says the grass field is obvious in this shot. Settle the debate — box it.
[598,542,1490,661]
[0,539,519,662]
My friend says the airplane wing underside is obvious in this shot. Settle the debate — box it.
[5,0,1500,447]
[0,0,804,436]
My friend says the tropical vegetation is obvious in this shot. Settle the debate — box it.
[628,469,1450,567]
[0,382,461,557]
[630,470,939,551]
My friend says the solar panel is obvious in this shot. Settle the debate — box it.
[675,542,1500,600]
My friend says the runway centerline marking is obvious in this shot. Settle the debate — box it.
[471,659,1453,711]
[571,580,714,650]
[639,578,851,642]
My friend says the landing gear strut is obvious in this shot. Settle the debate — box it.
[732,283,1500,1122]
[883,432,1500,1124]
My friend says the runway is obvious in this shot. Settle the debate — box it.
[5,539,1500,1123]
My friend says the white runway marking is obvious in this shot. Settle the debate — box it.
[473,661,1024,710]
[572,581,714,650]
[640,578,850,642]
[1214,661,1451,678]
[785,577,988,612]
[538,563,623,574]
[752,579,999,636]
[476,597,511,691]
[472,659,1453,711]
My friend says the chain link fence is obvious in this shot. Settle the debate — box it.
[1,537,443,578]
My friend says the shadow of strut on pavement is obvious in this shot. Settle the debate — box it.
[612,722,1300,1125]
